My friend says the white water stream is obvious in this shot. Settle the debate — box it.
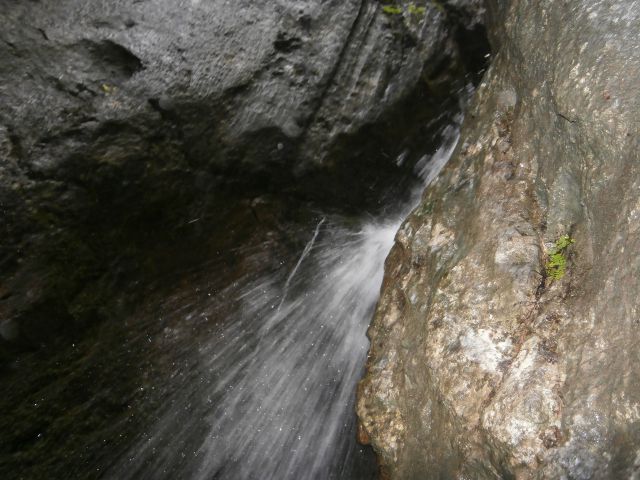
[109,112,462,480]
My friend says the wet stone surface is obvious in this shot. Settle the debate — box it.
[0,0,486,356]
[358,1,640,478]
[0,0,490,478]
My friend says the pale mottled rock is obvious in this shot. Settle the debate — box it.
[358,1,640,478]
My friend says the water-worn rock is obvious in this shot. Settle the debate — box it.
[358,1,640,478]
[0,0,487,352]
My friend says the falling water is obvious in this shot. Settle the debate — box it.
[277,216,326,311]
[107,106,464,480]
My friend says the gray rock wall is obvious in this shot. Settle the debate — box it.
[358,1,640,478]
[0,0,486,352]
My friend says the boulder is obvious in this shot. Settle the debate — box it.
[358,1,640,478]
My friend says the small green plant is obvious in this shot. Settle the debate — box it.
[545,234,574,281]
[408,3,426,14]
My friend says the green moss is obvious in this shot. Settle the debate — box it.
[430,0,445,13]
[100,83,117,95]
[382,5,403,14]
[408,3,426,15]
[382,3,427,15]
[545,234,574,281]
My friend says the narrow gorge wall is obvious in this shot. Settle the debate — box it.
[358,1,640,478]
[0,0,486,357]
[0,2,491,479]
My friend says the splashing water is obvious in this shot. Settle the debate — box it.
[277,216,326,311]
[108,108,463,480]
[201,221,398,479]
[415,114,462,186]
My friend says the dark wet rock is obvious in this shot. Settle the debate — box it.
[358,0,640,478]
[0,0,487,353]
[0,193,316,480]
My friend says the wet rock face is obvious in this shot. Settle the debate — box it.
[358,1,640,478]
[0,0,486,352]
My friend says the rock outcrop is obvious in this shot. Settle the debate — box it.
[358,1,640,478]
[0,0,487,353]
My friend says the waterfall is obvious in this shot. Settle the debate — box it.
[107,102,464,480]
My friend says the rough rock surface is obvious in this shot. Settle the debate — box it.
[0,0,487,353]
[358,1,640,478]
